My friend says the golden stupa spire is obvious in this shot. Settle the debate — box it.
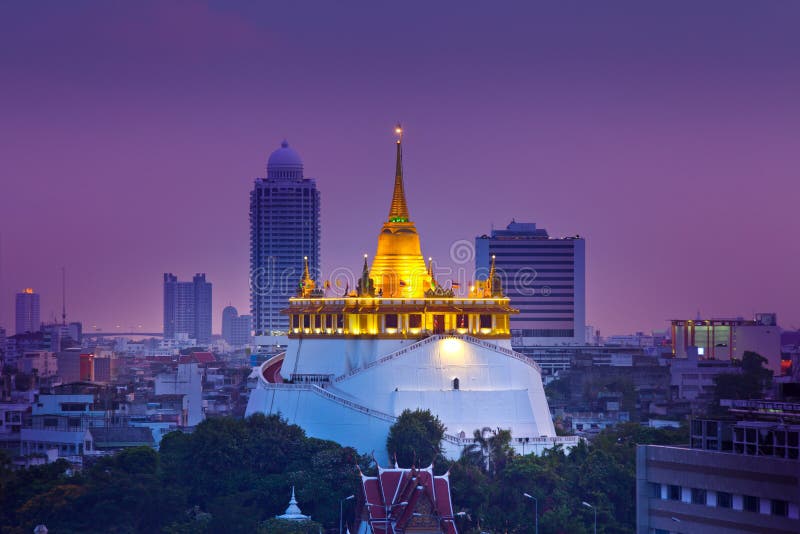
[486,254,496,296]
[388,124,409,223]
[369,125,430,298]
[299,255,316,296]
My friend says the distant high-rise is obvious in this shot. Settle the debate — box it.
[250,141,320,336]
[221,305,252,346]
[15,288,41,335]
[163,273,212,344]
[476,221,585,347]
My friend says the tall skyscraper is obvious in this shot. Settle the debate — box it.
[250,141,320,336]
[163,273,212,344]
[476,221,585,347]
[221,305,252,346]
[15,288,41,335]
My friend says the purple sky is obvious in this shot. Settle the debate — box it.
[1,1,798,336]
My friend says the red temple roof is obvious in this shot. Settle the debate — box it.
[356,462,457,534]
[179,351,216,364]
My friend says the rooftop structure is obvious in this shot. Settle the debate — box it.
[671,313,781,373]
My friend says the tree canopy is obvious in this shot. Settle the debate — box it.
[386,408,446,467]
[1,414,690,533]
[0,414,366,534]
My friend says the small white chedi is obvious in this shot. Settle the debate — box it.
[275,486,311,522]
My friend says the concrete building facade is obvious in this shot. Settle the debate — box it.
[636,444,799,534]
[163,273,212,344]
[15,288,40,335]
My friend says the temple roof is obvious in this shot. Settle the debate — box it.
[357,463,457,534]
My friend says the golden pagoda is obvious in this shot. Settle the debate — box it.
[368,125,431,298]
[284,126,516,339]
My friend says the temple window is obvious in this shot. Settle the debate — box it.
[385,314,398,329]
[479,314,492,330]
[303,315,311,328]
[336,314,344,329]
[325,315,333,329]
[409,314,422,329]
[453,377,460,390]
[456,314,468,332]
[314,315,322,329]
[292,315,300,328]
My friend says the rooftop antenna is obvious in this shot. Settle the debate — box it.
[61,266,67,326]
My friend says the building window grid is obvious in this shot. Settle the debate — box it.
[655,484,795,517]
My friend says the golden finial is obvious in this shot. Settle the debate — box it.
[388,123,409,223]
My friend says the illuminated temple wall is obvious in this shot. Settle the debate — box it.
[249,336,556,462]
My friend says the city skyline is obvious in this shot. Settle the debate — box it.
[1,1,799,335]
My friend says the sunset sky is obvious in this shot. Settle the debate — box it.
[1,1,798,335]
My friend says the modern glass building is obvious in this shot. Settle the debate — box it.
[163,273,212,344]
[250,141,320,336]
[475,221,585,346]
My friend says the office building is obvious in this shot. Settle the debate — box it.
[636,400,800,534]
[221,305,252,346]
[475,221,585,347]
[15,288,40,335]
[163,273,212,344]
[250,141,320,337]
[671,313,781,373]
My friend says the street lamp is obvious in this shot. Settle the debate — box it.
[582,501,596,534]
[340,494,354,534]
[523,493,538,534]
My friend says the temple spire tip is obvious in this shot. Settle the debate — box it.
[388,124,410,223]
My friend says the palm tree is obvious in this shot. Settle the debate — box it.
[460,427,514,475]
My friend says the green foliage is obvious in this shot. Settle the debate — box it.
[0,415,363,533]
[450,422,688,534]
[386,408,445,467]
[0,413,691,533]
[460,427,515,476]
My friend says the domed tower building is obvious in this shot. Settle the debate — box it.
[247,128,577,462]
[250,141,321,337]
